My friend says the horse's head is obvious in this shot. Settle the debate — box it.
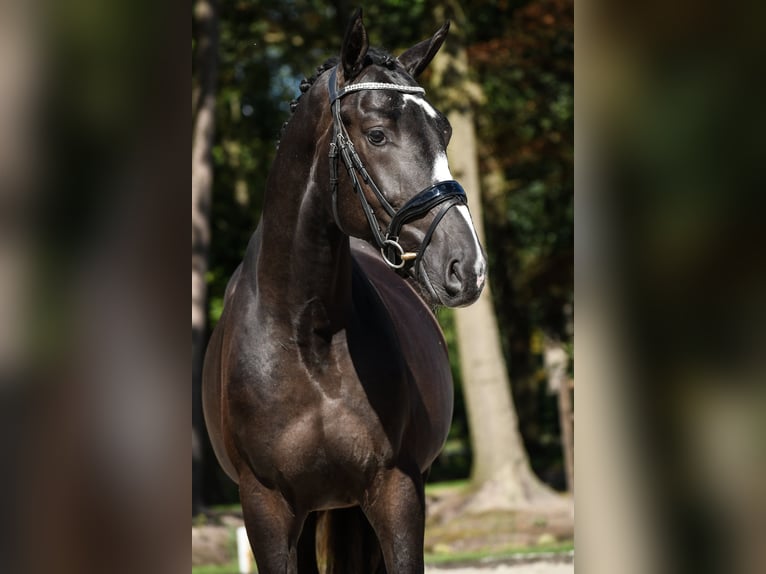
[327,10,486,308]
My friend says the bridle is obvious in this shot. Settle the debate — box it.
[327,66,467,287]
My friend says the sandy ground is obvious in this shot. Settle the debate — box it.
[426,553,574,573]
[193,494,575,572]
[428,565,572,574]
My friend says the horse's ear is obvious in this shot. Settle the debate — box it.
[341,8,369,81]
[398,21,450,78]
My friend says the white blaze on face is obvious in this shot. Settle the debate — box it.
[405,94,487,288]
[402,93,440,120]
[431,152,453,182]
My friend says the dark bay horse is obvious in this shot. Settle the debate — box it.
[202,10,486,573]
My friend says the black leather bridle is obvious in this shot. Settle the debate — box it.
[327,66,467,281]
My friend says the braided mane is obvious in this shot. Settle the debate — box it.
[278,48,399,144]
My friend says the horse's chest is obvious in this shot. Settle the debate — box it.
[231,323,408,505]
[260,398,393,506]
[284,403,386,464]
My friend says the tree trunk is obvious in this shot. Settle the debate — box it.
[558,377,574,493]
[433,3,562,512]
[192,0,218,516]
[450,118,558,512]
[543,336,574,493]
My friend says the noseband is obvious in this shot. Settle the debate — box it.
[327,66,467,282]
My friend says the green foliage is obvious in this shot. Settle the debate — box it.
[431,308,472,481]
[205,1,300,329]
[424,541,575,565]
[192,563,239,574]
[424,478,471,497]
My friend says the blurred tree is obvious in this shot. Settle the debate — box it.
[192,0,219,515]
[470,0,574,490]
[431,0,560,511]
[543,335,573,492]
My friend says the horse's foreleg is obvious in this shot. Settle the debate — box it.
[238,472,306,574]
[362,465,426,573]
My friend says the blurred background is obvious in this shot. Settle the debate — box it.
[0,0,763,572]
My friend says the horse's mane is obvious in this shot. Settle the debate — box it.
[279,48,399,144]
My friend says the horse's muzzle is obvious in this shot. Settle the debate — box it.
[443,255,486,306]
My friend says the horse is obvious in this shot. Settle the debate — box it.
[202,10,486,573]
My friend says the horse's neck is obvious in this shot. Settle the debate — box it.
[254,114,351,334]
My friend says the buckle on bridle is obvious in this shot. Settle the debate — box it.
[380,238,417,269]
[381,239,406,269]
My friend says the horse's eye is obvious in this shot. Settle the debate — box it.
[444,127,452,145]
[367,129,386,146]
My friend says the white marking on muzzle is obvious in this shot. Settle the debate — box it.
[455,204,486,285]
[430,153,486,287]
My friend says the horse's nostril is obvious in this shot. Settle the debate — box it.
[445,260,463,295]
[450,260,462,281]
